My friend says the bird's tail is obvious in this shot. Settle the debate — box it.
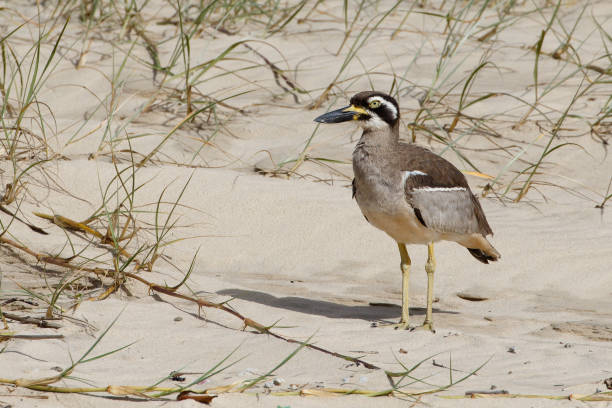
[467,247,499,264]
[457,234,501,264]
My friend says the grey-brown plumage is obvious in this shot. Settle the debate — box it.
[314,91,500,330]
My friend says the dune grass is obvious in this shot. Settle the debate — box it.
[1,313,489,402]
[1,0,611,403]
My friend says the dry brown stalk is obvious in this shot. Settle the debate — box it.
[0,227,379,370]
[243,43,302,103]
[528,48,612,77]
[0,378,177,395]
[3,371,609,403]
[176,390,216,404]
[2,312,61,329]
[0,333,64,340]
[441,392,612,401]
[309,83,333,110]
[33,212,139,268]
[0,204,47,235]
[34,213,102,238]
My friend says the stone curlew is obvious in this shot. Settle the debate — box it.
[314,91,500,331]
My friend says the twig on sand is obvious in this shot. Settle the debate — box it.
[0,333,64,340]
[2,313,62,329]
[442,392,612,401]
[465,389,508,395]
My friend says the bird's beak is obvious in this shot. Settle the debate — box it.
[314,105,368,123]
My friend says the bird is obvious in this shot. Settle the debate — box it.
[314,91,500,331]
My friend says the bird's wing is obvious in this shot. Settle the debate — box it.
[399,144,493,236]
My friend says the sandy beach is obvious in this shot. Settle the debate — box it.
[1,0,612,406]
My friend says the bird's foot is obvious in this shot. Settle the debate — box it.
[392,321,411,330]
[412,320,435,333]
[372,320,435,332]
[372,320,411,330]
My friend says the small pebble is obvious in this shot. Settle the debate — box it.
[51,366,63,372]
[490,385,497,390]
[399,348,407,354]
[174,316,182,322]
[563,343,573,348]
[289,384,299,390]
[273,378,284,386]
[263,381,274,389]
[370,322,378,328]
[507,347,516,354]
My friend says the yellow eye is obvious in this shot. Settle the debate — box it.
[369,100,381,109]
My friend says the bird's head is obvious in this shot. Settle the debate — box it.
[314,91,399,130]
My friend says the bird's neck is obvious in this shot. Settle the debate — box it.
[358,122,400,148]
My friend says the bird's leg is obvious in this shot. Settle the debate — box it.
[396,242,411,330]
[421,242,436,332]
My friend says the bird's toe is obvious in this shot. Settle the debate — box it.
[412,321,435,333]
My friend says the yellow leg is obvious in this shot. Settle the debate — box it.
[397,243,411,330]
[421,242,436,332]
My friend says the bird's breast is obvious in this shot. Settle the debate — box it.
[352,148,406,215]
[352,146,437,244]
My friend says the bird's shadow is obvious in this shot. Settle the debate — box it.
[217,288,457,321]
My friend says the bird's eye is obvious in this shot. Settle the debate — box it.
[369,100,381,109]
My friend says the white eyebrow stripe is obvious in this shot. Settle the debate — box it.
[413,186,467,192]
[367,96,398,120]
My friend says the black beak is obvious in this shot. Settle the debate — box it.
[314,106,358,123]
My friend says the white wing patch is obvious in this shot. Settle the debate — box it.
[414,186,467,192]
[401,170,427,186]
[404,170,427,177]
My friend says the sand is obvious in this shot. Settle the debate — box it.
[1,0,612,407]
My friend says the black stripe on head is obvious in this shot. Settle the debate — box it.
[350,91,400,127]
